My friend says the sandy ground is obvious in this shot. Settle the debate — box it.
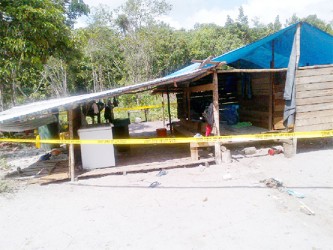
[1,122,333,250]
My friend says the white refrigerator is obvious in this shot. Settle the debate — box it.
[78,124,115,169]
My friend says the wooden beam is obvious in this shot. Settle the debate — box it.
[162,94,165,127]
[68,109,75,182]
[190,83,214,93]
[212,71,222,165]
[186,83,191,120]
[292,23,301,156]
[217,68,288,73]
[297,64,333,70]
[191,56,226,69]
[268,40,275,130]
[167,88,172,133]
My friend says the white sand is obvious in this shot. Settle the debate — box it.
[1,146,333,249]
[1,121,332,249]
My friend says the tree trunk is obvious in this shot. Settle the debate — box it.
[62,66,68,96]
[0,84,4,111]
[11,74,17,106]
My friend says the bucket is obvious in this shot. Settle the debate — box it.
[156,128,167,137]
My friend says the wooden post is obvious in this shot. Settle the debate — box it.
[292,23,301,155]
[212,71,222,165]
[269,40,275,130]
[162,93,165,127]
[68,109,75,182]
[167,88,172,133]
[186,83,191,120]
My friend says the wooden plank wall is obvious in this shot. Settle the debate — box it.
[237,73,270,128]
[273,72,286,130]
[295,65,333,132]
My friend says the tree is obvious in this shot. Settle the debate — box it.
[114,0,171,34]
[0,0,89,109]
[62,0,90,27]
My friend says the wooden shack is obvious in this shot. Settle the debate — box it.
[154,22,333,161]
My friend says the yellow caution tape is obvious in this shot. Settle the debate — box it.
[1,130,332,145]
[114,103,176,112]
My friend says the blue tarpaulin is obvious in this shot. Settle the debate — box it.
[169,22,333,75]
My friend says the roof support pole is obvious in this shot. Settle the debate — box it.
[212,71,222,165]
[68,109,75,182]
[269,40,275,130]
[167,87,172,134]
[186,83,190,120]
[162,93,165,127]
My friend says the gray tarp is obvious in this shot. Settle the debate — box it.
[283,24,300,128]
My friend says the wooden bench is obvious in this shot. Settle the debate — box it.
[190,141,216,161]
[173,120,217,161]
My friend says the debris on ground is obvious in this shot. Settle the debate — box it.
[299,201,315,216]
[223,174,232,181]
[222,150,232,163]
[199,164,207,172]
[156,170,167,177]
[149,181,161,188]
[260,178,283,188]
[287,189,305,198]
[38,153,52,161]
[268,148,283,156]
[243,147,257,155]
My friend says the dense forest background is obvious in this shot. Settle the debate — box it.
[1,0,332,111]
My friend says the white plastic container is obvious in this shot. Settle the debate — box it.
[78,124,115,169]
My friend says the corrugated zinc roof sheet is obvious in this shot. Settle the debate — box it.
[0,65,210,125]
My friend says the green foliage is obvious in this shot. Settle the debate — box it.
[114,0,172,33]
[0,0,332,113]
[0,179,13,194]
[0,0,88,108]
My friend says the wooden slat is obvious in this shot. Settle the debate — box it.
[273,84,285,92]
[251,82,270,90]
[297,102,333,112]
[296,74,333,85]
[296,115,333,126]
[273,117,283,123]
[296,95,333,106]
[274,104,285,112]
[296,88,333,98]
[296,81,333,92]
[295,123,333,132]
[274,120,285,130]
[296,109,333,119]
[190,83,214,93]
[274,99,285,106]
[218,68,287,73]
[274,110,284,116]
[296,67,333,77]
[274,92,284,100]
